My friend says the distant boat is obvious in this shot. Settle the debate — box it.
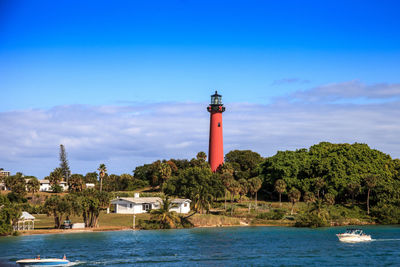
[16,255,69,266]
[336,228,372,243]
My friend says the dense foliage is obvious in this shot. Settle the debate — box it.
[259,142,400,225]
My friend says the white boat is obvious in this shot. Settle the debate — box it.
[16,255,69,266]
[336,229,372,243]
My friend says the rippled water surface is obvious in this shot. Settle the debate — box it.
[1,226,400,266]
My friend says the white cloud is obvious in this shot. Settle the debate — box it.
[291,80,400,103]
[1,82,400,177]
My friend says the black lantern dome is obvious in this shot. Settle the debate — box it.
[210,91,222,106]
[207,90,225,113]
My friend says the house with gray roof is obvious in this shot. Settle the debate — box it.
[110,193,191,214]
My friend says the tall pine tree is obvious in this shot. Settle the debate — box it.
[59,144,71,183]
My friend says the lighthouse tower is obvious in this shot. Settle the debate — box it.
[207,91,226,172]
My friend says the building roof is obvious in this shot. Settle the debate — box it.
[20,211,35,220]
[112,197,162,204]
[39,180,67,184]
[171,198,192,204]
[111,197,191,205]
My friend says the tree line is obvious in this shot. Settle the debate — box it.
[1,141,400,234]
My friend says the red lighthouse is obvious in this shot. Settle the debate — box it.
[207,91,226,172]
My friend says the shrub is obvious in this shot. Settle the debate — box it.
[295,211,329,228]
[371,203,400,224]
[256,209,286,220]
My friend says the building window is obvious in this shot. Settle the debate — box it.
[130,204,133,208]
[143,204,151,211]
[218,122,221,127]
[184,203,188,207]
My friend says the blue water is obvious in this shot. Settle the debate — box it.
[1,226,400,266]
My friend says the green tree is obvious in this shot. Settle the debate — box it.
[77,189,111,228]
[346,182,361,202]
[314,177,325,199]
[5,172,27,200]
[163,167,224,213]
[68,174,85,192]
[43,195,71,228]
[150,196,180,229]
[196,151,207,161]
[288,188,301,215]
[303,191,316,205]
[26,177,40,197]
[0,195,21,235]
[219,172,233,210]
[364,174,377,215]
[274,179,286,206]
[238,178,249,202]
[225,150,263,181]
[84,172,98,184]
[48,168,63,192]
[248,177,262,210]
[97,164,107,192]
[324,193,335,206]
[59,144,71,183]
[158,163,172,188]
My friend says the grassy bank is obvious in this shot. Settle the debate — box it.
[16,198,374,236]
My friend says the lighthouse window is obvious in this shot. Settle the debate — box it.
[218,122,221,127]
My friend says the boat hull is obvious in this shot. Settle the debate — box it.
[16,259,69,266]
[336,234,372,243]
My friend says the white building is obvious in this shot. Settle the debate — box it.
[39,180,68,192]
[85,183,95,189]
[110,194,191,214]
[39,180,51,192]
[169,199,191,214]
[14,211,35,230]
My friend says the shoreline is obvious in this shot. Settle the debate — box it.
[16,220,378,236]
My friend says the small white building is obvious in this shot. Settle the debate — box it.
[39,180,51,192]
[111,196,162,214]
[39,180,68,192]
[170,199,191,214]
[14,211,35,230]
[110,193,191,214]
[85,183,95,189]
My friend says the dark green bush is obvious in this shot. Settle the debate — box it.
[256,209,286,220]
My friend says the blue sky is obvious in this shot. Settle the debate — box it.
[1,0,400,177]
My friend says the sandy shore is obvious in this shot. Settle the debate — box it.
[19,226,132,236]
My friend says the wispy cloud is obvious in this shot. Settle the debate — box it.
[290,80,400,103]
[1,81,400,177]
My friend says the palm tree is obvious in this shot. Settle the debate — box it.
[97,164,107,192]
[288,187,301,215]
[220,172,234,210]
[238,178,249,202]
[324,193,335,206]
[193,185,213,214]
[274,179,286,206]
[248,177,262,210]
[150,196,180,229]
[303,191,316,206]
[27,178,40,197]
[364,174,377,215]
[158,163,172,188]
[347,181,361,203]
[314,177,325,199]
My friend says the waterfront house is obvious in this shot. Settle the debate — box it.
[169,199,191,214]
[110,193,191,214]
